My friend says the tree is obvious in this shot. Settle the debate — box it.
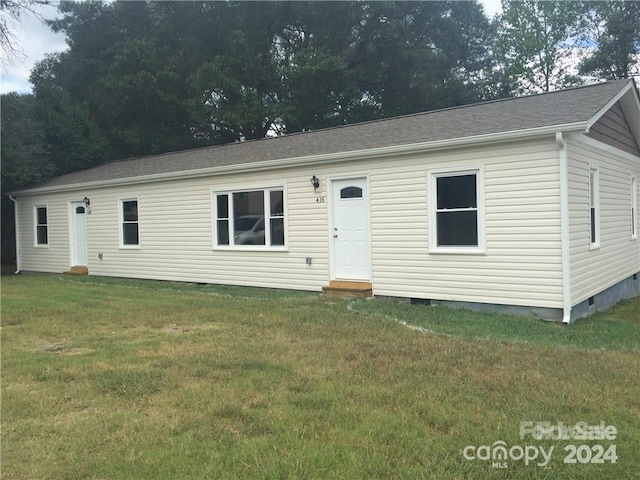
[495,0,585,94]
[0,92,52,264]
[30,1,496,160]
[348,1,493,117]
[0,0,50,67]
[30,54,112,174]
[0,92,52,190]
[578,1,640,80]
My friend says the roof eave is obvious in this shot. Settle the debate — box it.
[10,122,588,196]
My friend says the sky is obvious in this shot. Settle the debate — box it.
[0,0,504,95]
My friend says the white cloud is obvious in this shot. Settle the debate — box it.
[479,0,503,18]
[0,2,66,94]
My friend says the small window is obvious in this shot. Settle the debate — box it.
[432,172,480,249]
[76,206,85,214]
[632,177,637,240]
[340,186,363,199]
[35,206,48,246]
[589,168,599,247]
[121,199,139,247]
[213,188,285,248]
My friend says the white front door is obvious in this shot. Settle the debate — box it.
[70,202,88,266]
[332,178,370,280]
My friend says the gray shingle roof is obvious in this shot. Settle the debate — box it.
[17,79,634,192]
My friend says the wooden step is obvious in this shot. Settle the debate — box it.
[64,266,88,275]
[322,280,373,299]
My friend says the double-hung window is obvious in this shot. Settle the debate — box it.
[632,177,638,240]
[430,169,484,253]
[214,188,285,248]
[589,168,599,248]
[34,206,48,246]
[120,198,139,247]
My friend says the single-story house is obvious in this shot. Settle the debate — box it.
[9,79,640,322]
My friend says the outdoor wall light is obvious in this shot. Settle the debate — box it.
[83,197,91,207]
[310,175,320,191]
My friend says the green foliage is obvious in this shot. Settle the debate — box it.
[0,92,52,190]
[495,0,585,94]
[578,1,640,80]
[27,0,495,158]
[0,92,52,263]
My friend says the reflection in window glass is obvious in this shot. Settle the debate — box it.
[270,190,284,215]
[269,190,285,246]
[233,191,265,245]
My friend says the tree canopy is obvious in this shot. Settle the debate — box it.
[25,1,493,167]
[1,0,639,188]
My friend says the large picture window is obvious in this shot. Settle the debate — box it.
[34,206,48,246]
[430,169,484,252]
[214,188,285,247]
[120,198,139,247]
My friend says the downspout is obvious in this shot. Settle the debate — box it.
[8,195,21,274]
[556,133,572,324]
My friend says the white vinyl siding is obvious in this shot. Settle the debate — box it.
[59,176,324,291]
[568,135,640,305]
[16,198,74,272]
[370,138,563,308]
[14,137,565,308]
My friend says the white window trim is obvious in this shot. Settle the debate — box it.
[33,204,49,247]
[632,176,638,240]
[428,167,486,254]
[212,186,287,251]
[589,167,600,250]
[118,197,140,249]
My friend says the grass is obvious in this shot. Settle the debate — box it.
[2,273,639,479]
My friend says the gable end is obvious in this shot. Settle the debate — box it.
[587,101,640,156]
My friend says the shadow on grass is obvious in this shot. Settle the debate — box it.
[349,297,640,352]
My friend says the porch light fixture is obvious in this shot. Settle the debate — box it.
[310,175,320,191]
[83,197,91,207]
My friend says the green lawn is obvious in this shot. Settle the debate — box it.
[2,274,639,479]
